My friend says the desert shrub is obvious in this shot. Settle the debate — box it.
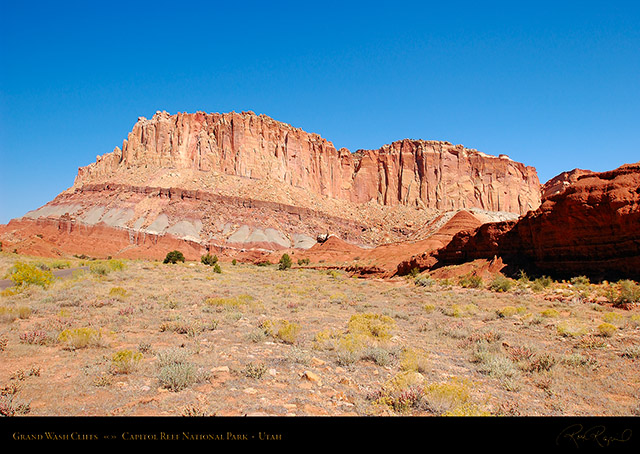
[57,327,103,350]
[348,313,395,340]
[297,258,310,266]
[19,330,49,345]
[556,321,588,338]
[313,329,342,351]
[256,260,271,267]
[243,362,267,379]
[497,306,518,318]
[471,341,520,389]
[531,276,553,292]
[540,308,560,318]
[0,384,31,416]
[489,275,513,293]
[204,294,254,312]
[442,303,478,318]
[213,263,222,274]
[597,322,617,337]
[577,335,608,350]
[261,319,301,344]
[516,270,529,283]
[109,287,128,301]
[200,253,218,266]
[160,319,217,337]
[423,303,437,313]
[361,346,395,367]
[278,253,292,271]
[106,259,125,271]
[458,274,483,289]
[155,348,205,392]
[245,327,268,343]
[414,275,435,287]
[158,362,201,392]
[399,347,429,373]
[7,262,54,288]
[111,349,143,374]
[421,377,488,416]
[0,306,32,323]
[612,280,640,308]
[570,275,590,287]
[163,250,185,264]
[50,260,71,269]
[602,312,624,325]
[231,259,237,266]
[527,353,557,373]
[561,353,599,369]
[89,262,110,276]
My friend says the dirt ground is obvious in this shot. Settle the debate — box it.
[1,253,639,418]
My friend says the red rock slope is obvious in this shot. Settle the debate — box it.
[428,163,640,281]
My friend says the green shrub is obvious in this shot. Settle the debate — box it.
[399,347,429,373]
[297,257,310,266]
[348,313,395,340]
[201,253,218,266]
[163,250,185,264]
[7,262,54,288]
[57,327,103,350]
[213,263,222,274]
[613,280,640,308]
[232,259,237,266]
[111,350,143,374]
[497,306,518,318]
[278,253,292,271]
[597,322,617,337]
[261,319,301,344]
[570,275,590,287]
[415,275,435,287]
[540,308,560,318]
[109,287,128,301]
[489,275,513,292]
[458,274,483,289]
[89,262,110,276]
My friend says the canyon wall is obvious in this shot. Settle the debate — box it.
[75,111,541,215]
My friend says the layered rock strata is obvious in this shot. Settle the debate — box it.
[427,163,640,281]
[75,111,541,214]
[1,110,542,260]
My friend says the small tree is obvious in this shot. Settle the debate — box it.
[164,250,185,264]
[278,253,292,271]
[201,253,218,266]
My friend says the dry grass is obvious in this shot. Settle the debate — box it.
[0,251,638,416]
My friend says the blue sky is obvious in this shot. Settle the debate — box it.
[1,0,638,224]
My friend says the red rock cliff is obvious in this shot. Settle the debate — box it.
[75,111,541,215]
[432,163,640,281]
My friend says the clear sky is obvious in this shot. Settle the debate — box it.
[1,0,638,224]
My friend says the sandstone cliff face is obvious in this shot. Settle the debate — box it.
[431,163,640,281]
[541,168,593,199]
[1,110,543,261]
[75,111,541,215]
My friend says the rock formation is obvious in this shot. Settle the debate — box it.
[0,110,541,260]
[425,163,640,281]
